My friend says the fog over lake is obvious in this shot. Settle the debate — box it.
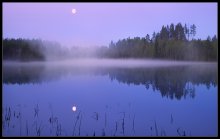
[3,59,217,136]
[3,58,216,67]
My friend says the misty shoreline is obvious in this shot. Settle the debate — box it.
[3,59,217,68]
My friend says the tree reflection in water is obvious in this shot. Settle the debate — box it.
[3,62,217,100]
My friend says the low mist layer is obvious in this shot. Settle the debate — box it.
[3,59,217,68]
[45,59,217,68]
[3,59,217,100]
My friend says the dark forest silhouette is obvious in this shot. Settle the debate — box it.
[3,23,218,61]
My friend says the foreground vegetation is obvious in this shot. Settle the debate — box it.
[3,23,217,61]
[3,104,190,136]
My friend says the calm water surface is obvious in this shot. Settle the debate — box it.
[2,60,218,136]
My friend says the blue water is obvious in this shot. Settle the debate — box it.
[2,62,218,136]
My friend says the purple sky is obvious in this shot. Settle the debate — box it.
[3,3,217,47]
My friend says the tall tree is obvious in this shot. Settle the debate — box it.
[145,34,150,43]
[175,23,186,41]
[184,24,190,40]
[190,24,196,40]
[160,26,169,40]
[152,32,156,43]
[169,23,175,40]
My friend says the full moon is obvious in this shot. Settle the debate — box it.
[72,106,76,112]
[72,9,76,14]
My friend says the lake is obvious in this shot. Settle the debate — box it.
[2,59,218,136]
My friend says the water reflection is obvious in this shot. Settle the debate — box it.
[3,62,217,100]
[105,65,217,100]
[72,106,77,112]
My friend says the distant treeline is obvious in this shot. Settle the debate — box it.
[3,23,218,61]
[3,39,45,61]
[3,39,69,61]
[97,23,218,61]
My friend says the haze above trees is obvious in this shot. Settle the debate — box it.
[3,23,218,61]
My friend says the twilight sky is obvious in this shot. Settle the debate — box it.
[3,3,217,47]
